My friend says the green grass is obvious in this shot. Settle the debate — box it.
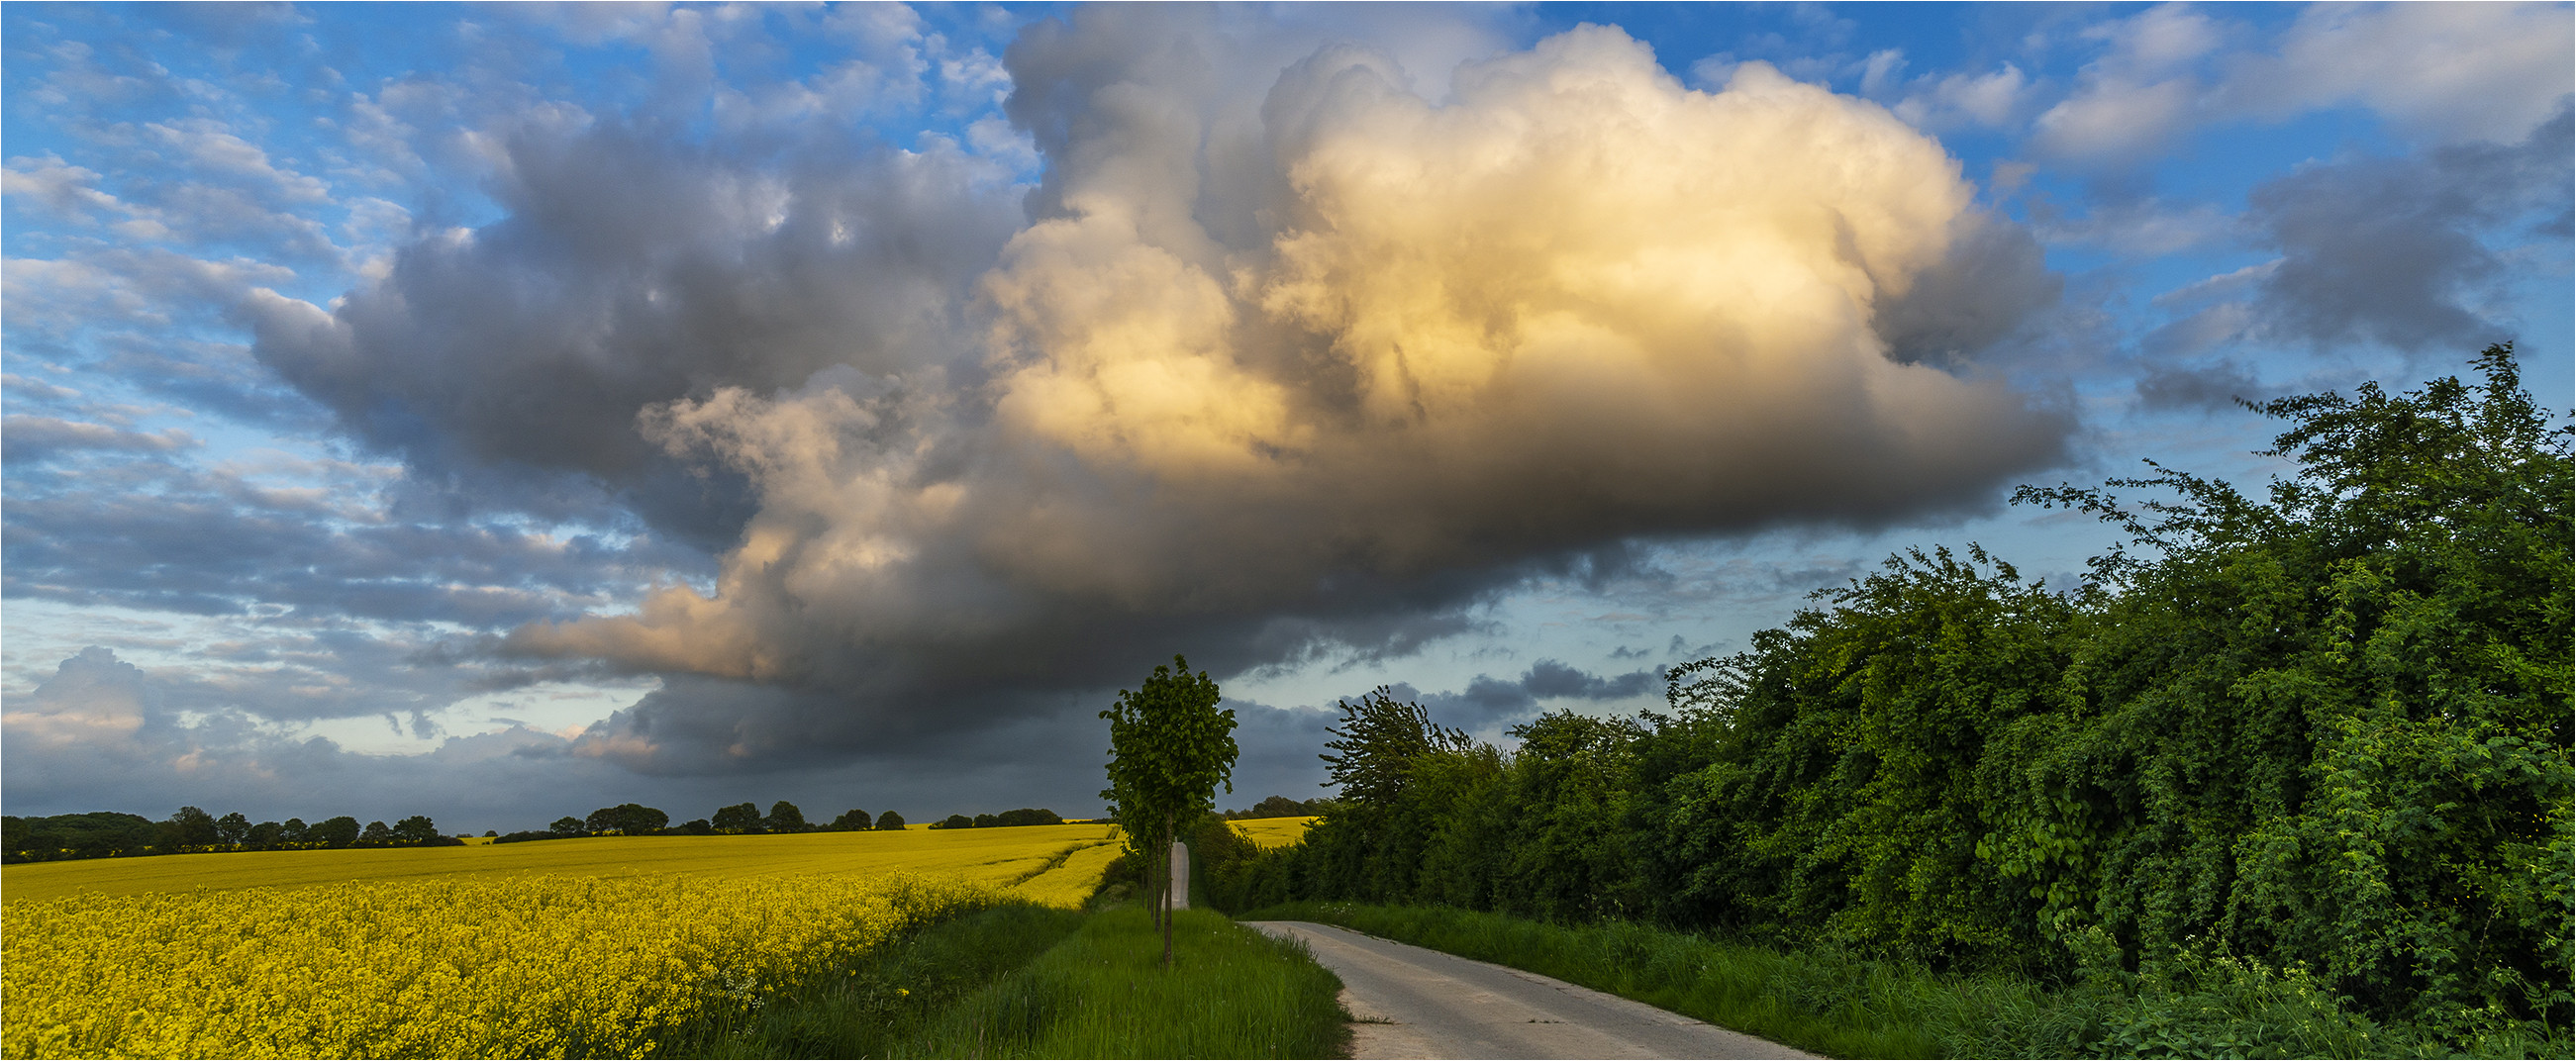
[651,902,1090,1058]
[901,907,1348,1058]
[656,903,1348,1059]
[1241,901,2570,1060]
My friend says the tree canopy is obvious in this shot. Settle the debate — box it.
[1101,653,1238,966]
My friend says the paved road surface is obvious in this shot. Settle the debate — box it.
[1248,920,1820,1060]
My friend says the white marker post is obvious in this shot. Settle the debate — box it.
[1168,838,1190,911]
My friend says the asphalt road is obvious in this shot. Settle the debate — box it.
[1247,920,1821,1060]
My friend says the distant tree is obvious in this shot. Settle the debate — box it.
[584,804,668,836]
[675,819,715,835]
[875,811,905,831]
[357,820,394,846]
[1248,795,1312,819]
[972,813,999,828]
[280,818,310,845]
[830,809,872,831]
[933,814,974,829]
[482,829,498,838]
[1322,688,1469,808]
[247,820,284,848]
[391,816,440,844]
[162,806,220,848]
[995,808,1063,827]
[214,812,251,846]
[1100,654,1238,967]
[311,816,361,847]
[765,801,809,833]
[712,803,763,833]
[548,816,587,836]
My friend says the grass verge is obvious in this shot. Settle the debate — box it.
[1240,901,2568,1060]
[652,902,1087,1058]
[902,907,1348,1058]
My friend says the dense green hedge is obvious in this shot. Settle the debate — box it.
[1210,347,2570,1047]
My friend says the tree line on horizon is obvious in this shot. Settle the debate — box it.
[3,806,457,863]
[1196,349,2570,1046]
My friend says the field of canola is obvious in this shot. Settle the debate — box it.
[2,824,1134,1058]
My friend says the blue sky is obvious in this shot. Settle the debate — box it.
[5,2,2568,833]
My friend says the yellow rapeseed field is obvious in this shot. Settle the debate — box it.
[1,825,1124,1058]
[1230,816,1317,849]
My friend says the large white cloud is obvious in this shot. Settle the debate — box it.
[498,24,2068,772]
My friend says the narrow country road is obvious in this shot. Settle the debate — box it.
[1247,920,1821,1060]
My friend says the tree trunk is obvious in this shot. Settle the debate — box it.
[1161,812,1176,969]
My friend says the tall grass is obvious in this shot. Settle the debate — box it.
[653,902,1087,1058]
[902,907,1347,1058]
[662,904,1347,1059]
[1242,901,2569,1060]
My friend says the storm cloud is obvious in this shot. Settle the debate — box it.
[238,14,2068,775]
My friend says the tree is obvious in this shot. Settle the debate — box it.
[548,816,587,836]
[712,802,763,833]
[586,803,669,835]
[830,809,872,831]
[874,810,905,831]
[765,801,809,833]
[311,816,361,848]
[933,814,974,830]
[280,818,310,845]
[357,820,394,846]
[392,816,440,844]
[162,806,220,848]
[247,820,284,849]
[215,812,252,847]
[1100,653,1238,967]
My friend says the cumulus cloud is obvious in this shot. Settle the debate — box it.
[2219,2,2574,145]
[473,20,2067,773]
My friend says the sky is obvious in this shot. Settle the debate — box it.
[4,2,2568,835]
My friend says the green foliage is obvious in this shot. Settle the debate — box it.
[1255,348,2571,1046]
[310,816,360,847]
[1100,654,1238,961]
[648,902,1087,1059]
[1,812,158,862]
[766,801,810,833]
[712,803,763,834]
[829,809,872,831]
[899,908,1346,1059]
[585,804,670,836]
[1249,901,2571,1059]
[876,811,906,831]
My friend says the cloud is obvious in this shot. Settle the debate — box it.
[458,20,2071,772]
[2030,4,2223,163]
[2242,107,2572,353]
[2,416,196,463]
[2219,2,2574,145]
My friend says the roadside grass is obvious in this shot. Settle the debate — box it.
[651,902,1088,1058]
[1241,901,2568,1060]
[658,903,1348,1059]
[902,906,1348,1058]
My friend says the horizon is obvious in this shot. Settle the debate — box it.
[4,1,2569,835]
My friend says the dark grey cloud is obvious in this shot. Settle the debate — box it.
[2134,357,2264,412]
[2243,105,2572,353]
[1871,214,2063,368]
[244,117,1025,546]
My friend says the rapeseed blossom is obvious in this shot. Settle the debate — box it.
[5,871,983,1058]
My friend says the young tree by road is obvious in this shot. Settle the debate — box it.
[1100,654,1238,968]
